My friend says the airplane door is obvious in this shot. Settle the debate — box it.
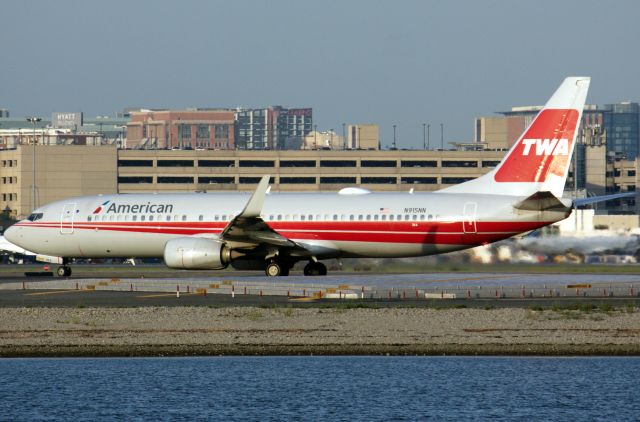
[462,202,477,234]
[60,203,77,234]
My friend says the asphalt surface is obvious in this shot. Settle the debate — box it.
[0,288,637,309]
[1,263,639,308]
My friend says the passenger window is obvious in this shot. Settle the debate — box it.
[428,214,433,221]
[132,215,137,221]
[308,215,313,221]
[166,215,171,221]
[182,215,187,221]
[349,215,354,221]
[358,215,363,221]
[373,215,379,221]
[412,214,418,221]
[397,214,402,221]
[419,214,426,221]
[124,215,129,221]
[333,214,338,221]
[381,215,387,221]
[141,215,146,221]
[301,215,306,221]
[149,215,154,222]
[174,215,179,221]
[366,215,371,221]
[389,215,394,221]
[199,215,203,221]
[110,215,115,221]
[87,216,92,222]
[405,214,410,220]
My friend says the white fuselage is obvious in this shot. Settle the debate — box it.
[5,191,569,260]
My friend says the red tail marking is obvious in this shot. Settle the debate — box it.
[494,109,579,183]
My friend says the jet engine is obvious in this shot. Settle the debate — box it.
[163,237,231,270]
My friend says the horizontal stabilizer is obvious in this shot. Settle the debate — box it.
[573,192,636,207]
[514,191,570,211]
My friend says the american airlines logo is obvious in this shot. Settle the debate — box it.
[92,201,174,214]
[521,138,570,156]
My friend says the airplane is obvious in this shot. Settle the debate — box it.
[5,76,630,277]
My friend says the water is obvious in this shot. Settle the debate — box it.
[1,357,639,421]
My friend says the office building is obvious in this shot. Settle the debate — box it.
[236,107,312,150]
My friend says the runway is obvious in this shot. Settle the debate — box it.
[0,264,639,307]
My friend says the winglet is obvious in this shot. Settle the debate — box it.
[238,175,270,218]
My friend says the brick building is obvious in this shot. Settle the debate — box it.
[126,110,235,150]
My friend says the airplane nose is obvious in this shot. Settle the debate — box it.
[4,225,19,244]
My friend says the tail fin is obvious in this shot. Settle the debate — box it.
[439,76,590,197]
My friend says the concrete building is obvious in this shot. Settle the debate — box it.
[115,149,506,194]
[302,130,345,150]
[474,116,526,150]
[126,110,235,150]
[0,115,128,148]
[347,124,379,150]
[236,107,312,150]
[0,145,117,219]
[0,128,103,149]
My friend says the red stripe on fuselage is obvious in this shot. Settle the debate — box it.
[14,220,550,245]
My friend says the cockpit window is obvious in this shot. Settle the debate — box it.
[27,213,44,222]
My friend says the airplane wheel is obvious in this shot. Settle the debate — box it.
[265,261,282,277]
[316,262,327,276]
[57,266,72,277]
[64,266,72,277]
[304,262,327,276]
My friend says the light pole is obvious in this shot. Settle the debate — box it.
[440,123,444,150]
[422,123,426,150]
[342,123,346,150]
[392,125,397,150]
[427,124,430,150]
[26,117,41,211]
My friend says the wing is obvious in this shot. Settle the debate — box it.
[217,176,311,256]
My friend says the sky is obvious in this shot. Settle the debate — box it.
[1,0,639,148]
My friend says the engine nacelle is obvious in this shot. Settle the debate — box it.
[163,237,230,270]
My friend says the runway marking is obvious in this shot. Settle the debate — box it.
[24,290,86,296]
[137,293,193,299]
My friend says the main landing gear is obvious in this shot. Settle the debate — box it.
[56,265,72,277]
[265,261,290,277]
[263,259,327,277]
[303,261,327,276]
